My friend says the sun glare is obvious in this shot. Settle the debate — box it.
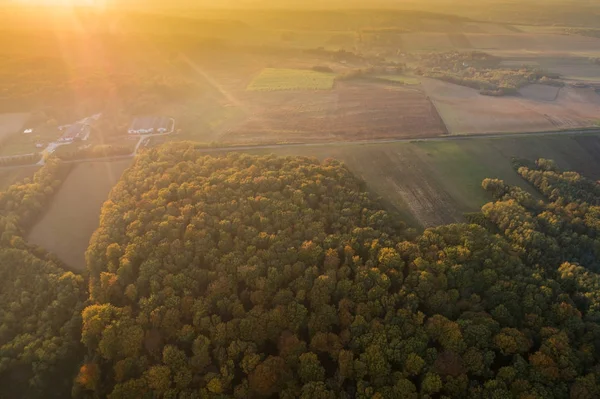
[17,0,102,6]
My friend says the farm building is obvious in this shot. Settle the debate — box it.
[128,116,154,134]
[128,116,175,135]
[157,117,173,133]
[58,123,91,142]
[57,113,100,142]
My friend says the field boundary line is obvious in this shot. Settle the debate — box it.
[191,128,600,153]
[0,128,599,170]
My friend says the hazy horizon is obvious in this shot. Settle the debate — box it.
[3,0,589,9]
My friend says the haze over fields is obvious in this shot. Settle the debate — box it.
[1,1,600,398]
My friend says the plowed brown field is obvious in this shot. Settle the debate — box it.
[422,78,600,134]
[221,82,448,143]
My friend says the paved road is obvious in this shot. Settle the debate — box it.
[1,127,599,170]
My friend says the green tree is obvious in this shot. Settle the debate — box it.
[298,352,326,383]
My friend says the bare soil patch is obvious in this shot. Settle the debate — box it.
[467,34,540,51]
[420,19,455,33]
[422,78,600,134]
[400,33,455,52]
[460,23,486,34]
[472,23,522,34]
[519,84,561,101]
[27,160,132,271]
[467,33,600,55]
[221,82,447,143]
[448,33,473,49]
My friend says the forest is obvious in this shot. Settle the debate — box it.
[0,159,87,399]
[414,52,563,96]
[1,144,600,398]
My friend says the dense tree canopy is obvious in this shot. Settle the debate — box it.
[0,249,86,399]
[0,55,201,114]
[0,160,86,399]
[0,159,71,246]
[75,145,600,398]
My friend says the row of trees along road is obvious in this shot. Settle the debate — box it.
[65,145,600,399]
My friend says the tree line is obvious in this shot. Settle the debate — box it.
[414,51,563,96]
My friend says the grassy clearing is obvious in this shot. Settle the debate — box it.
[27,160,132,271]
[0,140,39,157]
[247,68,336,91]
[0,125,61,156]
[0,113,29,142]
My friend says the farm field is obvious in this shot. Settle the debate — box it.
[518,84,561,102]
[0,124,62,156]
[0,113,31,155]
[182,42,599,146]
[374,75,421,85]
[369,31,600,56]
[500,56,600,82]
[237,133,600,228]
[399,33,456,52]
[0,113,29,141]
[247,68,336,91]
[462,33,600,56]
[222,81,447,143]
[0,165,39,190]
[421,78,600,134]
[463,23,521,34]
[27,159,132,271]
[23,134,600,266]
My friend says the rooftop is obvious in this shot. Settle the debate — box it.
[129,116,173,133]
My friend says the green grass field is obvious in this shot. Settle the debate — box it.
[0,125,61,156]
[27,160,133,271]
[247,68,336,91]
